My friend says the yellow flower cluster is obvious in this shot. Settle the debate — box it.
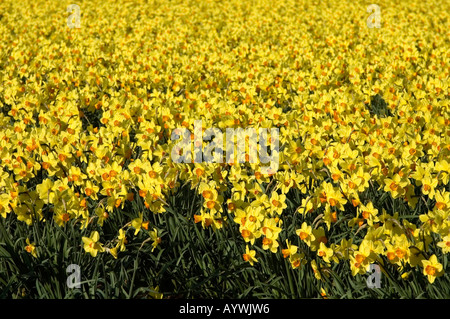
[1,0,449,284]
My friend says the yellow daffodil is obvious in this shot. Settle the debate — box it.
[24,238,37,258]
[243,245,258,266]
[296,222,315,247]
[131,213,145,235]
[82,231,105,257]
[421,255,444,284]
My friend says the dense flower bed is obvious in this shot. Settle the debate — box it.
[0,0,449,292]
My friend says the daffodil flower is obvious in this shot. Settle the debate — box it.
[242,245,258,266]
[422,255,443,284]
[131,213,144,235]
[82,231,105,257]
[25,238,37,258]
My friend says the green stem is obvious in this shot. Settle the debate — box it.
[128,251,139,298]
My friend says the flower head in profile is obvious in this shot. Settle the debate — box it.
[149,228,161,252]
[132,212,148,235]
[437,235,450,254]
[242,245,258,266]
